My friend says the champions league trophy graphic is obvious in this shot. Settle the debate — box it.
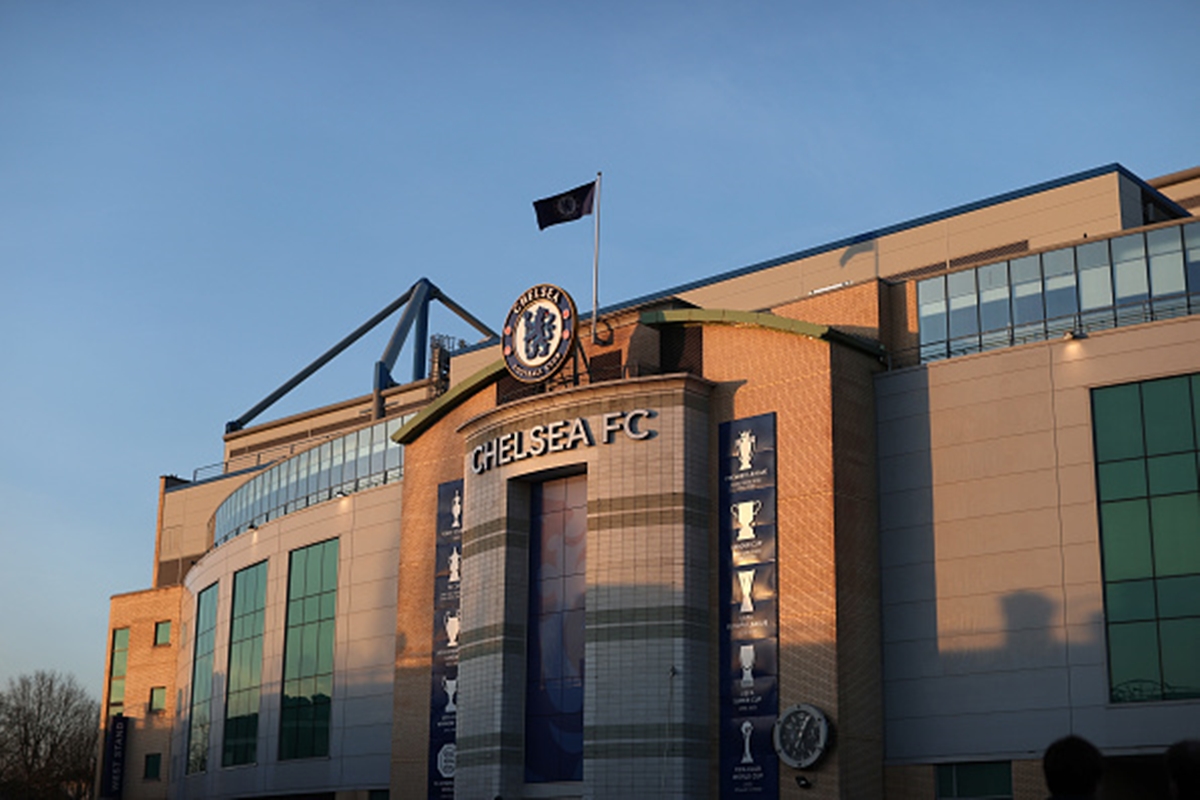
[739,644,756,687]
[737,568,756,613]
[447,547,461,584]
[731,499,763,541]
[442,676,458,713]
[735,429,756,472]
[444,610,461,647]
[451,489,462,529]
[740,720,755,764]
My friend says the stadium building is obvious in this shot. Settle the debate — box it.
[98,162,1200,800]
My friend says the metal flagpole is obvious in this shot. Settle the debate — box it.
[592,171,602,344]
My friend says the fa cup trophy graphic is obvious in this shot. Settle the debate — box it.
[451,489,462,529]
[447,547,461,584]
[737,569,756,613]
[739,644,756,687]
[735,429,756,471]
[731,499,763,541]
[444,610,460,647]
[740,720,755,764]
[442,676,458,713]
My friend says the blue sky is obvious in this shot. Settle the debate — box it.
[1,1,1197,697]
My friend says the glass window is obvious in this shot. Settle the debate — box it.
[1077,240,1114,331]
[154,621,171,646]
[976,263,1010,347]
[280,539,338,761]
[1010,256,1044,324]
[1184,222,1200,307]
[1112,233,1150,325]
[526,474,586,784]
[937,761,1012,799]
[918,277,948,359]
[187,584,219,773]
[144,752,162,781]
[225,561,268,767]
[1094,376,1200,703]
[107,628,130,717]
[1148,227,1186,303]
[1042,248,1078,334]
[947,269,979,338]
[149,686,167,712]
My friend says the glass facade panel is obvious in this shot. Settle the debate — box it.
[224,561,268,767]
[144,753,162,780]
[936,761,1012,799]
[280,539,338,760]
[107,628,130,717]
[213,416,414,546]
[526,473,586,784]
[1094,376,1200,702]
[154,620,171,646]
[149,686,167,712]
[187,583,219,773]
[918,277,948,361]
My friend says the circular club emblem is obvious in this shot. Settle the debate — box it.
[436,743,456,778]
[502,284,578,384]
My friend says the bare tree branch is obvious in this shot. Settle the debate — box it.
[0,671,99,800]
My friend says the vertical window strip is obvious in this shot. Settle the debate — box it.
[1093,375,1200,703]
[280,539,339,760]
[223,561,268,767]
[107,628,130,717]
[187,584,219,773]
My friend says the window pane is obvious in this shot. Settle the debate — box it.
[1098,460,1146,501]
[1147,454,1198,496]
[1159,618,1200,700]
[977,262,1010,333]
[1150,494,1200,576]
[1108,621,1161,701]
[1043,248,1078,321]
[1100,500,1154,580]
[1142,377,1195,455]
[947,270,979,338]
[1157,575,1200,618]
[1010,256,1043,324]
[1106,580,1156,622]
[1078,241,1114,311]
[918,277,947,345]
[1093,385,1144,462]
[956,762,1012,797]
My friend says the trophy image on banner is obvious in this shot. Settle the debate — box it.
[739,644,756,687]
[451,490,462,529]
[735,429,756,471]
[443,676,458,713]
[444,610,461,647]
[741,720,755,764]
[731,499,762,541]
[447,547,461,584]
[738,569,756,613]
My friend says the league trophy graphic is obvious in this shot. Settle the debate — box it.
[738,569,756,613]
[731,499,763,541]
[735,429,756,471]
[447,547,461,584]
[443,676,458,713]
[739,644,756,687]
[451,490,462,529]
[740,720,755,764]
[444,610,460,647]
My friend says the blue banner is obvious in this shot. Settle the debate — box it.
[428,479,463,800]
[719,413,778,799]
[99,713,127,798]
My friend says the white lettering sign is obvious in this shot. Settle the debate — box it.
[470,409,656,474]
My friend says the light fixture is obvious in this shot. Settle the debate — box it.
[1063,329,1087,341]
[795,776,813,789]
[335,490,347,498]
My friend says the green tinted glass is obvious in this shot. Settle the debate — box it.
[1093,384,1144,462]
[1147,454,1198,496]
[1099,460,1147,501]
[1106,580,1157,622]
[1150,494,1200,576]
[1157,575,1200,618]
[154,621,171,646]
[1142,377,1195,455]
[113,628,130,651]
[1159,618,1200,699]
[1108,621,1162,701]
[1101,500,1154,580]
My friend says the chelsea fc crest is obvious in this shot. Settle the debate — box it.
[502,284,578,384]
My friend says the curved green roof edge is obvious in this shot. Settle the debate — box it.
[639,308,885,357]
[392,358,506,445]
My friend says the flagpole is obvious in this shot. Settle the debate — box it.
[592,171,602,344]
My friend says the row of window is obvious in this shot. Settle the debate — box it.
[917,220,1200,362]
[106,621,172,718]
[213,416,411,547]
[185,539,339,774]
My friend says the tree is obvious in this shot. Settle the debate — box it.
[0,671,99,800]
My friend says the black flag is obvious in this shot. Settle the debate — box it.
[533,181,596,230]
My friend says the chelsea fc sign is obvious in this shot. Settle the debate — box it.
[502,284,578,383]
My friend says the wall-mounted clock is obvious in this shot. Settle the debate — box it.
[773,703,830,769]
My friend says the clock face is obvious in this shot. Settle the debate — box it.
[773,703,829,769]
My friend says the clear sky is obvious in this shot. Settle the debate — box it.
[1,1,1197,698]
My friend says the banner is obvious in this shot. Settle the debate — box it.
[99,713,128,798]
[428,480,463,800]
[719,413,779,797]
